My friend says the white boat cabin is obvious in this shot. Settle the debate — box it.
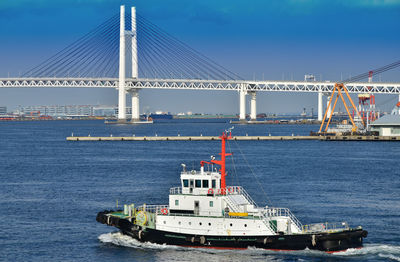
[152,164,302,236]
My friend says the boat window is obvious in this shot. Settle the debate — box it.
[195,180,201,188]
[189,222,191,225]
[163,221,166,224]
[190,180,194,187]
[199,222,202,226]
[209,201,213,207]
[208,223,211,226]
[183,179,189,187]
[230,223,233,227]
[175,200,179,206]
[244,224,247,227]
[202,180,209,188]
[212,180,216,188]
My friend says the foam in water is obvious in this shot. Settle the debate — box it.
[332,244,400,260]
[99,232,181,251]
[99,232,400,260]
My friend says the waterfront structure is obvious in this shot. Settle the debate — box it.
[370,103,400,136]
[16,105,118,117]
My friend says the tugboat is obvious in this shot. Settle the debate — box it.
[97,130,367,252]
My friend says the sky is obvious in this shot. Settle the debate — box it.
[0,0,400,114]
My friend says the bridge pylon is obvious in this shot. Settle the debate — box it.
[118,5,127,122]
[118,5,139,123]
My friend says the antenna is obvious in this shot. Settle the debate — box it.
[226,126,234,134]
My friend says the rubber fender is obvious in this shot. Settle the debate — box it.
[362,230,368,238]
[96,212,104,223]
[110,216,120,226]
[200,236,206,245]
[263,237,272,245]
[138,230,144,240]
[119,219,132,231]
[311,235,317,247]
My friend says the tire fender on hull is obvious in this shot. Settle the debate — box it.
[186,236,207,245]
[138,230,145,240]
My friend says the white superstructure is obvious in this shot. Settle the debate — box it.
[151,166,302,236]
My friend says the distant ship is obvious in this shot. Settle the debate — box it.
[142,111,173,120]
[301,108,307,117]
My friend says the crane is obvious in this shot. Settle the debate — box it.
[318,59,400,135]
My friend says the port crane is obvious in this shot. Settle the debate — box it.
[319,59,400,134]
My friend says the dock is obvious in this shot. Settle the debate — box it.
[66,135,318,141]
[322,135,400,141]
[66,135,400,141]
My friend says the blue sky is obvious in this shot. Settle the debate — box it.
[0,0,400,114]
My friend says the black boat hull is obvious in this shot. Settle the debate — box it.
[97,211,368,252]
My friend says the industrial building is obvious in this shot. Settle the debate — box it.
[0,106,6,115]
[15,105,118,117]
[370,103,400,136]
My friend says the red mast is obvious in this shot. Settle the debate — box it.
[210,131,232,194]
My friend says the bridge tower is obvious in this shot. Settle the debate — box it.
[118,5,139,123]
[129,6,140,123]
[118,5,127,122]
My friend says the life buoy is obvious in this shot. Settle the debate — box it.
[228,187,233,194]
[161,208,168,215]
[208,188,214,195]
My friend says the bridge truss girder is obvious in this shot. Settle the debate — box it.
[1,78,400,94]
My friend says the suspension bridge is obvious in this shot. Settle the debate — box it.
[1,5,400,123]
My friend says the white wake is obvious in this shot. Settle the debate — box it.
[99,232,400,261]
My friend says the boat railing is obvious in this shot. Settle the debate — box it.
[168,185,258,206]
[226,187,280,234]
[169,187,182,195]
[231,186,257,207]
[302,222,349,233]
[264,207,303,232]
[136,204,169,215]
[168,211,225,217]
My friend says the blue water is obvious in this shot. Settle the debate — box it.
[0,120,399,262]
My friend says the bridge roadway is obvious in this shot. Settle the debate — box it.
[2,77,400,122]
[1,77,400,94]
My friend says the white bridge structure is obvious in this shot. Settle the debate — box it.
[1,5,400,122]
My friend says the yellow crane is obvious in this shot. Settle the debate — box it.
[318,83,365,134]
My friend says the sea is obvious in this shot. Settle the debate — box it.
[0,119,399,262]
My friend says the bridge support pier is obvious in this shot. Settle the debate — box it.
[318,90,323,121]
[118,5,127,122]
[326,94,332,119]
[250,91,257,121]
[239,85,247,121]
[130,89,140,122]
